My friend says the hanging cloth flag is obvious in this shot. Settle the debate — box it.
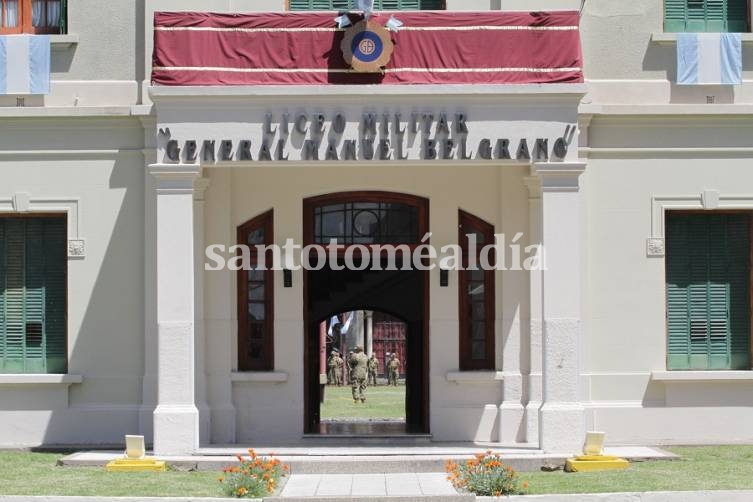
[342,311,354,333]
[334,14,352,29]
[0,35,50,94]
[677,33,742,85]
[327,314,340,336]
[385,16,403,32]
[357,0,374,19]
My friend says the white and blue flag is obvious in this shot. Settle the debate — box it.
[0,35,50,95]
[357,0,374,18]
[677,33,742,85]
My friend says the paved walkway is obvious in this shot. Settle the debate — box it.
[281,472,457,498]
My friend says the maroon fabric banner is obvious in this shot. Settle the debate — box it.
[152,11,583,86]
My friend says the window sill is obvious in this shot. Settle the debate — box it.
[651,370,753,382]
[0,374,83,385]
[231,371,288,383]
[651,32,753,45]
[446,371,504,383]
[51,34,78,50]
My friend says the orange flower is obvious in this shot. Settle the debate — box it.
[522,481,529,490]
[217,476,224,483]
[236,454,244,462]
[236,487,248,496]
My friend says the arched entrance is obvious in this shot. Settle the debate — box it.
[302,192,430,435]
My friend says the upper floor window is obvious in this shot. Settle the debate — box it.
[289,0,444,11]
[237,210,274,371]
[665,213,751,370]
[665,0,748,33]
[1,0,65,35]
[458,210,495,371]
[0,216,67,374]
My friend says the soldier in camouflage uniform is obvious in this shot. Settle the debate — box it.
[387,353,401,386]
[327,350,339,385]
[349,346,369,403]
[367,353,379,386]
[335,351,344,386]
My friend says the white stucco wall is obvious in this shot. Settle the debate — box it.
[0,116,146,446]
[2,1,753,449]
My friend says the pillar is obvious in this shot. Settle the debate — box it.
[150,164,201,455]
[523,175,543,444]
[194,177,211,445]
[535,162,587,453]
[365,310,374,356]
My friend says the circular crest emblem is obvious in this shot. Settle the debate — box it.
[341,20,394,73]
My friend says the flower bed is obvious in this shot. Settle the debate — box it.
[446,451,528,497]
[218,449,288,498]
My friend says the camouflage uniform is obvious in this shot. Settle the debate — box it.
[367,355,379,386]
[387,354,401,386]
[349,347,369,402]
[327,352,339,385]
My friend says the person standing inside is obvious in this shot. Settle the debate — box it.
[367,353,379,386]
[387,353,401,386]
[349,346,369,403]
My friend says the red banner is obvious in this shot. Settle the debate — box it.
[152,11,583,86]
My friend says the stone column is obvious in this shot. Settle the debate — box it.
[534,162,586,453]
[150,164,201,455]
[194,178,211,445]
[204,168,236,444]
[523,175,543,444]
[365,311,374,356]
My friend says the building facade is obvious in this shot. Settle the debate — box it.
[1,0,753,454]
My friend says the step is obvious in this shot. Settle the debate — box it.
[270,495,473,502]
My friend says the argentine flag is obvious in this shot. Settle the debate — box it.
[677,33,742,85]
[0,35,50,95]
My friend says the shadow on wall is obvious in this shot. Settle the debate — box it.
[642,37,744,104]
[35,154,145,446]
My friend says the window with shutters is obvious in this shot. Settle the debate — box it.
[289,0,445,11]
[665,0,749,32]
[0,216,67,374]
[0,0,67,34]
[237,210,274,371]
[665,213,751,370]
[458,210,495,371]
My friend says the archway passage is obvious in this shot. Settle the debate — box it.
[303,191,430,436]
[305,263,427,434]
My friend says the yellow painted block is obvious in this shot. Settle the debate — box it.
[105,458,167,472]
[565,455,630,473]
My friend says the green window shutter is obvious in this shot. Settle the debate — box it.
[666,214,751,370]
[0,222,4,365]
[0,218,67,374]
[666,224,691,369]
[727,0,748,32]
[3,220,26,372]
[726,215,751,369]
[665,0,689,32]
[24,220,46,372]
[43,219,67,373]
[665,0,748,33]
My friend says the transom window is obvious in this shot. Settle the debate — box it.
[0,216,67,374]
[1,0,65,34]
[458,210,495,371]
[665,213,751,370]
[665,0,748,33]
[289,0,444,11]
[313,202,419,244]
[237,210,274,371]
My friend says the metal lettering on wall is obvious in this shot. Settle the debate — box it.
[161,112,573,164]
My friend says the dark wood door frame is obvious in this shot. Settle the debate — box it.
[302,191,430,435]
